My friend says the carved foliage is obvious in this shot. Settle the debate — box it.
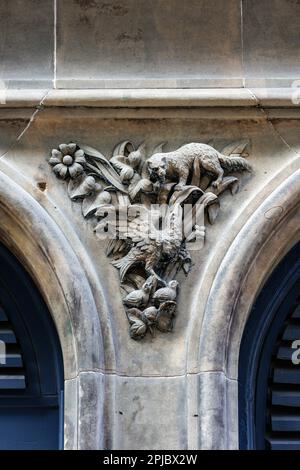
[49,140,252,340]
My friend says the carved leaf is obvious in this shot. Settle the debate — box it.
[169,185,203,206]
[198,192,220,225]
[127,308,147,340]
[49,138,253,342]
[206,176,239,197]
[129,178,153,200]
[82,189,112,217]
[81,144,128,194]
[206,139,215,147]
[113,141,135,157]
[126,273,147,290]
[117,191,130,206]
[127,308,143,323]
[221,139,249,156]
[129,321,147,340]
[151,142,166,154]
[85,162,128,195]
[80,144,111,162]
[207,203,220,225]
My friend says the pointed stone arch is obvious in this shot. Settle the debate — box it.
[197,168,300,449]
[0,168,105,449]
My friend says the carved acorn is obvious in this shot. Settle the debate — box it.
[153,280,179,305]
[68,175,99,200]
[96,190,112,205]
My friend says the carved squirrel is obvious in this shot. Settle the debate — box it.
[146,143,252,189]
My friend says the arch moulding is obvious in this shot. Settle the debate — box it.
[198,168,300,449]
[0,168,105,450]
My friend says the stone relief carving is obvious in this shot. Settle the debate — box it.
[49,140,252,340]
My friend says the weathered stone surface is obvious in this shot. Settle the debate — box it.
[56,0,243,88]
[78,372,105,450]
[104,374,187,450]
[64,378,78,450]
[0,99,298,449]
[0,2,300,451]
[0,1,53,88]
[0,2,300,89]
[243,0,300,86]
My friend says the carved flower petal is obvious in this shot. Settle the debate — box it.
[53,163,68,179]
[67,143,77,155]
[58,143,69,155]
[51,149,62,160]
[69,162,83,178]
[49,156,62,166]
[74,149,84,159]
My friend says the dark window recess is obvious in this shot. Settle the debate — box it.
[0,243,64,450]
[0,303,25,390]
[267,303,300,449]
[239,242,300,450]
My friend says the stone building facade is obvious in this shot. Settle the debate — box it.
[0,0,300,450]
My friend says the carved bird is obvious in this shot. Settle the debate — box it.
[153,280,179,305]
[126,301,176,339]
[110,205,183,284]
[123,280,152,308]
[112,239,164,283]
[142,306,159,323]
[156,301,177,332]
[126,308,148,340]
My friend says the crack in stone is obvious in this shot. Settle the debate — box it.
[260,107,300,156]
[246,87,259,105]
[0,89,51,161]
[248,87,300,156]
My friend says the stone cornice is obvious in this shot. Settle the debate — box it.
[1,88,300,109]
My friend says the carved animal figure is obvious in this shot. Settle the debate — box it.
[111,206,183,284]
[146,143,252,189]
[123,283,151,308]
[112,240,163,283]
[127,301,177,339]
[112,238,181,283]
[153,280,179,304]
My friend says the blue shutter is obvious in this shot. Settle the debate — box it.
[239,242,300,450]
[0,243,64,449]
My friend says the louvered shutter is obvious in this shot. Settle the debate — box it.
[0,303,25,390]
[267,304,300,449]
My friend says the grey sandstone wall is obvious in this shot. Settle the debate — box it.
[0,0,300,450]
[1,0,300,89]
